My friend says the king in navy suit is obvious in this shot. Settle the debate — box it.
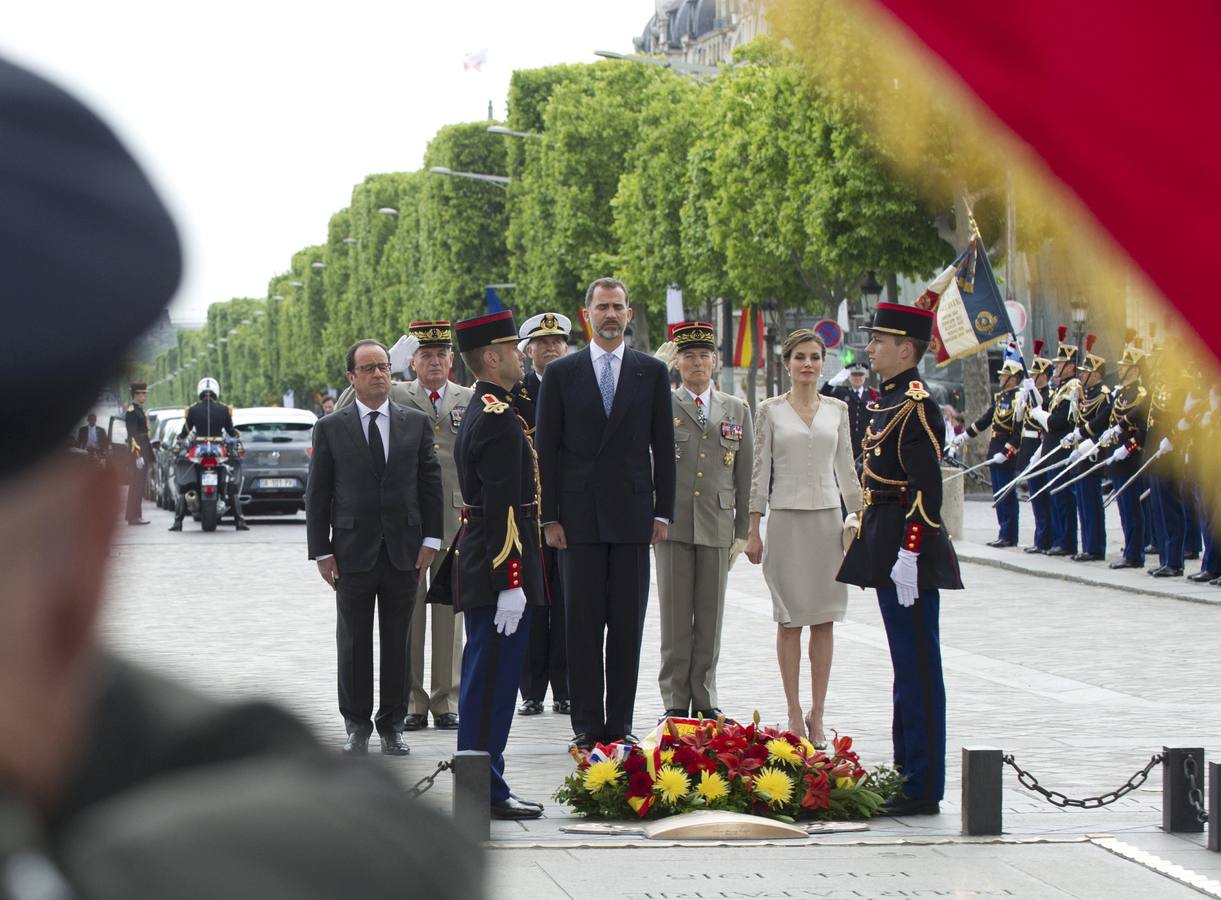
[535,278,677,747]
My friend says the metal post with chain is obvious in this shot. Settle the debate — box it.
[404,760,452,801]
[1001,752,1164,809]
[1183,756,1210,825]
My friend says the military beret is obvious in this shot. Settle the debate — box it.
[0,56,181,479]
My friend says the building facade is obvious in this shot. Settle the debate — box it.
[634,0,769,69]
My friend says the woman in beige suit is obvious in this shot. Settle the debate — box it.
[745,329,863,745]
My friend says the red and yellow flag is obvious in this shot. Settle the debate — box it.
[576,308,593,343]
[733,306,764,368]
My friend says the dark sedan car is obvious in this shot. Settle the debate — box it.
[232,407,316,517]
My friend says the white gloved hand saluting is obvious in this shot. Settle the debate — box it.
[388,334,420,375]
[654,341,678,369]
[890,549,919,608]
[494,587,527,636]
[829,368,851,387]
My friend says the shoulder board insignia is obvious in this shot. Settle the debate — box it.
[905,381,929,401]
[1101,386,1111,395]
[481,393,509,414]
[228,404,234,414]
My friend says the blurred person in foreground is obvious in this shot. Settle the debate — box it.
[0,54,478,899]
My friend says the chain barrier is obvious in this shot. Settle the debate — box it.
[1001,753,1164,809]
[404,759,452,800]
[1183,755,1211,824]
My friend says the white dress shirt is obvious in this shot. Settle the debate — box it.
[589,341,625,389]
[318,397,440,559]
[683,386,712,415]
[423,380,447,415]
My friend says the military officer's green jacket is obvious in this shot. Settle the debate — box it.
[669,388,753,547]
[336,379,473,546]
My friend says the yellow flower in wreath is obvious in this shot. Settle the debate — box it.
[836,776,857,791]
[654,765,691,805]
[752,767,795,807]
[660,749,676,765]
[582,759,623,794]
[765,738,802,767]
[696,770,730,802]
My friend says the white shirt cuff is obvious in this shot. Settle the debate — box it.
[316,554,333,561]
[654,517,670,525]
[422,537,442,550]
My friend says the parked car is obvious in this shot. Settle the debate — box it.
[232,407,317,517]
[153,415,184,509]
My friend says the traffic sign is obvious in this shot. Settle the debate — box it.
[813,318,843,349]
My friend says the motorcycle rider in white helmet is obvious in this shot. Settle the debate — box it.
[170,377,247,531]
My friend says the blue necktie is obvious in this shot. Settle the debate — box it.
[599,353,615,416]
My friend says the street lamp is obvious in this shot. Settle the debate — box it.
[594,49,719,77]
[429,166,510,189]
[1070,295,1088,355]
[860,271,883,317]
[377,207,399,217]
[487,125,542,140]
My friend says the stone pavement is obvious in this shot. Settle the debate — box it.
[104,502,1221,897]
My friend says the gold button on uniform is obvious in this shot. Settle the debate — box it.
[699,452,705,458]
[696,472,703,477]
[693,490,701,496]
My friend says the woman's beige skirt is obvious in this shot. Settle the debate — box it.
[762,508,848,626]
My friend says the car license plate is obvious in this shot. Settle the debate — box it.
[201,472,218,487]
[256,478,297,489]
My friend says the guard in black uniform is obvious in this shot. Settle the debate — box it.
[1018,341,1054,553]
[428,310,546,820]
[170,376,248,531]
[1028,326,1081,556]
[515,312,571,716]
[837,303,963,816]
[1068,337,1111,561]
[124,382,153,525]
[1104,332,1151,569]
[821,359,878,469]
[951,357,1023,547]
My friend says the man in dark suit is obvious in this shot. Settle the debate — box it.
[124,382,153,525]
[515,312,571,717]
[305,339,444,756]
[536,278,676,747]
[77,413,109,456]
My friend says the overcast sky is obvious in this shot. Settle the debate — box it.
[3,2,647,323]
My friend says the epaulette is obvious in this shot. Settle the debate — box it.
[228,404,234,414]
[183,407,190,419]
[126,403,134,412]
[1101,385,1111,396]
[905,380,929,402]
[481,393,509,414]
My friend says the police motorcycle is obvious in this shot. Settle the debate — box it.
[170,378,247,533]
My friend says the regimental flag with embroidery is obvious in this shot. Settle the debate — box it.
[733,305,764,369]
[914,236,1016,367]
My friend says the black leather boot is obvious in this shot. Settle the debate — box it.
[169,496,185,531]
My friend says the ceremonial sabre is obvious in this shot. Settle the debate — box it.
[994,443,1064,500]
[1139,488,1152,502]
[993,454,1074,507]
[1027,454,1086,502]
[1021,444,1076,484]
[1050,454,1112,495]
[1103,448,1167,510]
[943,458,995,483]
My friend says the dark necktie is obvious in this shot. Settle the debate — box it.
[367,410,385,478]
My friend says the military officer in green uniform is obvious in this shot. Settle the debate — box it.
[655,322,753,720]
[123,382,152,525]
[0,52,479,899]
[337,321,474,730]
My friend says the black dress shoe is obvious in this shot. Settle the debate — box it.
[553,699,571,713]
[235,520,250,531]
[379,732,410,756]
[510,793,544,810]
[1147,565,1163,574]
[168,521,183,532]
[569,733,595,750]
[986,539,1017,548]
[1210,576,1221,587]
[659,708,688,721]
[1071,553,1104,562]
[618,733,640,745]
[491,796,543,820]
[1151,566,1184,578]
[1022,546,1047,554]
[434,713,459,730]
[1187,570,1218,582]
[881,798,940,816]
[343,732,369,755]
[694,708,723,719]
[1046,547,1073,557]
[403,713,428,731]
[1185,550,1200,561]
[1109,558,1144,569]
[518,699,545,716]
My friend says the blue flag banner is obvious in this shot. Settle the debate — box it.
[485,286,505,313]
[915,236,1017,367]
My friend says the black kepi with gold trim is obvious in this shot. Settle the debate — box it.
[454,309,519,352]
[670,321,716,352]
[863,302,935,342]
[130,381,147,392]
[408,320,453,347]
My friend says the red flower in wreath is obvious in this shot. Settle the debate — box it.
[674,745,717,776]
[801,770,832,811]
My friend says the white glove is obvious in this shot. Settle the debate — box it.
[388,334,420,374]
[1028,444,1044,468]
[1184,393,1200,414]
[135,457,145,470]
[829,368,851,387]
[1060,428,1080,449]
[990,451,1007,465]
[728,537,748,570]
[1068,437,1097,464]
[841,512,860,553]
[1028,407,1050,428]
[1177,418,1191,433]
[1111,444,1131,462]
[654,341,678,369]
[1203,411,1214,428]
[1210,387,1219,411]
[1158,436,1173,455]
[1020,377,1036,394]
[950,432,970,448]
[1100,425,1122,445]
[890,549,919,608]
[493,587,527,636]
